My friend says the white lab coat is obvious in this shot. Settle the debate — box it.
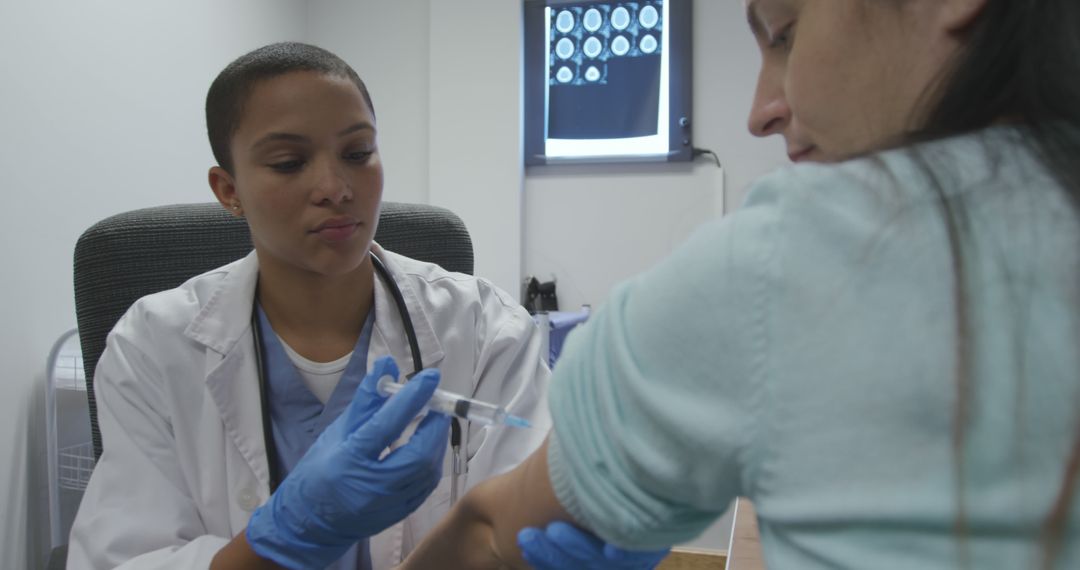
[67,244,551,569]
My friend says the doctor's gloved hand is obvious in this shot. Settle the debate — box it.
[246,356,451,570]
[518,522,671,570]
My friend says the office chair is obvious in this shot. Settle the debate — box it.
[72,201,473,463]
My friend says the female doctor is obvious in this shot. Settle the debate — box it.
[67,42,564,570]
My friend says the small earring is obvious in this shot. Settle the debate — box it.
[231,203,240,211]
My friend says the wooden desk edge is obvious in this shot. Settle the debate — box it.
[657,547,728,570]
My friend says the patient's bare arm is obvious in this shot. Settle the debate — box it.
[399,437,574,569]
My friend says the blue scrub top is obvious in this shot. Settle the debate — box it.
[257,306,377,570]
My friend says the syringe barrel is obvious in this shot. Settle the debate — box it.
[376,375,503,426]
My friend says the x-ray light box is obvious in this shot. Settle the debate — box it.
[524,0,693,165]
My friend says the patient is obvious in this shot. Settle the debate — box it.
[401,0,1080,567]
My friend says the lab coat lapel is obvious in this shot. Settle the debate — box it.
[184,252,271,489]
[369,244,445,374]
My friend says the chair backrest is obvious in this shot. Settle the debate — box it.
[73,201,473,459]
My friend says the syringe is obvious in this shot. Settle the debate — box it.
[376,376,532,428]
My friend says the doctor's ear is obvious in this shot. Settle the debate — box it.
[208,166,243,217]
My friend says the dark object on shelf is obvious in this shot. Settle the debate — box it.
[523,276,559,314]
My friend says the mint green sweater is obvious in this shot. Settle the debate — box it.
[548,128,1080,569]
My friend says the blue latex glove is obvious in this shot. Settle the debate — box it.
[518,522,671,570]
[247,356,451,570]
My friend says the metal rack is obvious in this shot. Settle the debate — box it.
[45,328,95,551]
[58,441,95,492]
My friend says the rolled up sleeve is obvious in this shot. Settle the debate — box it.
[546,179,783,549]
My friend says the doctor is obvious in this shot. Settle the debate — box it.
[67,42,557,569]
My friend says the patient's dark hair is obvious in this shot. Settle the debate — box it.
[912,0,1080,202]
[205,42,375,174]
[897,0,1080,567]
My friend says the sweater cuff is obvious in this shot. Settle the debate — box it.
[546,427,592,534]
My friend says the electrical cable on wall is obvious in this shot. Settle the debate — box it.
[692,147,722,168]
[693,146,726,218]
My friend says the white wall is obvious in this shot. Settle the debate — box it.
[523,0,787,311]
[0,2,306,567]
[427,0,525,298]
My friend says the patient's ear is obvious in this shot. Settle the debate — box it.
[208,166,243,217]
[938,0,988,33]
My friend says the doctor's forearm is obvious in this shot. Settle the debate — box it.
[400,438,573,569]
[398,491,508,569]
[209,531,286,570]
[398,482,531,569]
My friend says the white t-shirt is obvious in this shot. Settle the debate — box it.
[279,341,351,404]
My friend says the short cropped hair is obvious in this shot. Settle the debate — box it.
[205,42,375,174]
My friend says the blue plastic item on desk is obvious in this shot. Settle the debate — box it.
[533,308,590,368]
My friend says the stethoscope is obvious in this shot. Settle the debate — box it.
[252,253,465,504]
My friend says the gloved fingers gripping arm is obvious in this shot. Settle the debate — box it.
[518,522,671,570]
[216,356,451,570]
